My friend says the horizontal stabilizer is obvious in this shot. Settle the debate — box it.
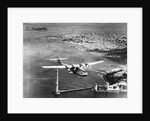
[42,66,66,69]
[49,58,67,61]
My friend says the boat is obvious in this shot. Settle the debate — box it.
[93,82,127,92]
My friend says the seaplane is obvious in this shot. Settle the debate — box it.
[42,57,104,77]
[42,57,104,95]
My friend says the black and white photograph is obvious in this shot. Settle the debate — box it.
[8,8,142,113]
[23,23,127,98]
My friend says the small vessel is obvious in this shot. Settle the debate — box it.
[93,82,127,92]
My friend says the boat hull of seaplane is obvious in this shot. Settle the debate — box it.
[71,68,88,76]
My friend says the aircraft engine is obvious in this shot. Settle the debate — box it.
[80,63,90,69]
[85,63,89,68]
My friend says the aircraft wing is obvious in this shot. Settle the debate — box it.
[71,61,104,68]
[86,61,104,66]
[42,65,66,69]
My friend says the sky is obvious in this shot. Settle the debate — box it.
[24,23,127,33]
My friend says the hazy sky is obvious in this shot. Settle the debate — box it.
[24,23,127,33]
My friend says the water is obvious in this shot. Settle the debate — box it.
[23,69,127,98]
[23,38,127,98]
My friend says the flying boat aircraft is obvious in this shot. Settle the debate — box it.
[42,57,104,76]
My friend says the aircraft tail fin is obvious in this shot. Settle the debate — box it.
[49,56,67,65]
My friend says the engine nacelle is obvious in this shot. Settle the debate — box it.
[79,63,89,69]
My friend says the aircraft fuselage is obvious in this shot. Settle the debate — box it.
[68,67,88,76]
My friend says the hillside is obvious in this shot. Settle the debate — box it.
[23,23,127,62]
[59,32,127,61]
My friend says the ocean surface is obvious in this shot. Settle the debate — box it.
[23,25,127,98]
